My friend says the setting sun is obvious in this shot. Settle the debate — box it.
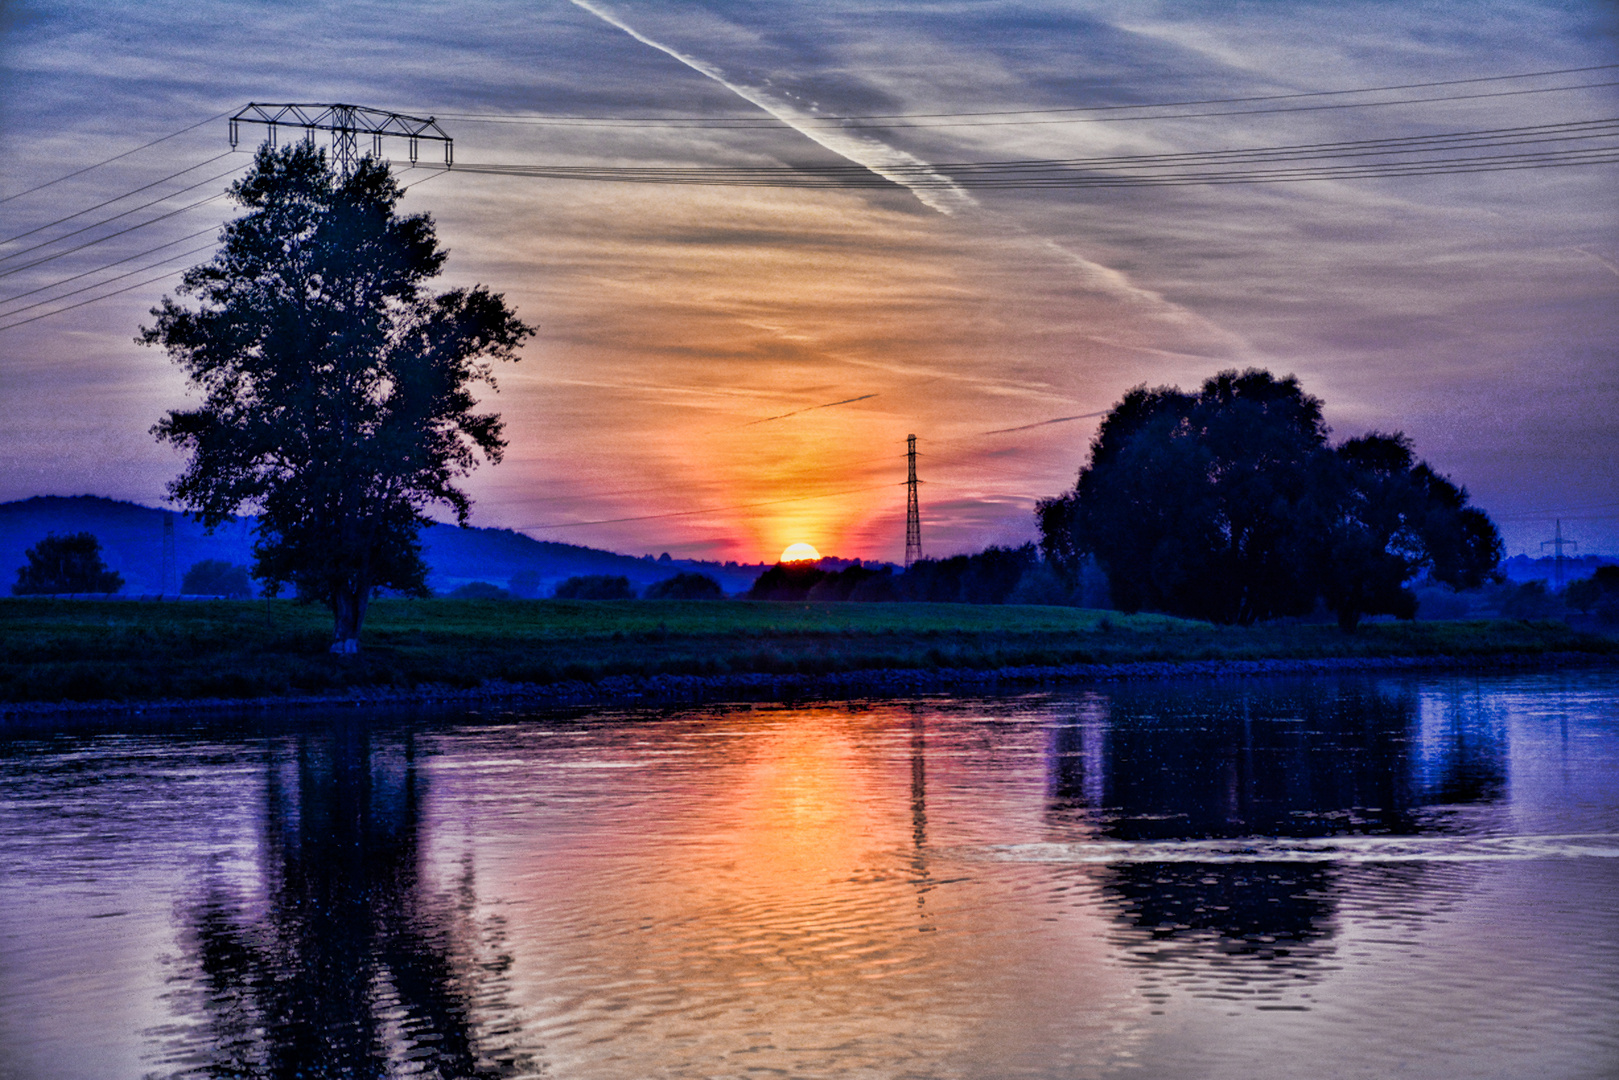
[780,542,821,563]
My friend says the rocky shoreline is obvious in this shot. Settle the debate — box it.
[3,649,1614,725]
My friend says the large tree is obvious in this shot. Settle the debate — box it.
[1040,371,1329,624]
[1038,369,1501,627]
[144,143,533,651]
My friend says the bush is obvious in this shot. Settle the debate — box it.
[182,559,254,598]
[644,572,723,600]
[508,569,544,599]
[1006,562,1076,606]
[1413,584,1473,620]
[809,565,892,601]
[554,574,634,600]
[1499,581,1558,619]
[896,546,1039,604]
[449,580,510,600]
[747,563,827,600]
[1565,566,1619,623]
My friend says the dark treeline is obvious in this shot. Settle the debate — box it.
[746,545,1061,604]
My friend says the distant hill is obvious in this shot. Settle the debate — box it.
[0,496,769,596]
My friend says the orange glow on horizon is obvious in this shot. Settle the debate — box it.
[780,542,821,563]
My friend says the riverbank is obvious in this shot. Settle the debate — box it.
[3,597,1615,718]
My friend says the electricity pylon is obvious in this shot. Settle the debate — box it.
[905,434,922,568]
[1540,519,1578,591]
[229,103,453,177]
[161,513,177,597]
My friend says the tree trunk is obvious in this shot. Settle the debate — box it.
[1336,606,1362,633]
[330,584,370,654]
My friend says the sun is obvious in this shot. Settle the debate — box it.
[780,542,821,563]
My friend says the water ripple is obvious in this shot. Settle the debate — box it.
[962,832,1619,864]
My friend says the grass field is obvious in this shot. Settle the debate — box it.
[1,597,1613,704]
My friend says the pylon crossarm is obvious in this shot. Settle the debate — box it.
[228,103,453,173]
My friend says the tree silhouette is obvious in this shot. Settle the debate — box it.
[12,532,123,595]
[1039,370,1501,627]
[143,143,533,652]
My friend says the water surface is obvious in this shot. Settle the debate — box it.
[1,671,1616,1078]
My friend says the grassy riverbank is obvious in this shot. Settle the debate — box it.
[2,597,1615,706]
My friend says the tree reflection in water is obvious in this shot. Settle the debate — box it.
[1046,680,1509,1007]
[151,719,529,1079]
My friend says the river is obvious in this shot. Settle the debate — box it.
[1,671,1616,1079]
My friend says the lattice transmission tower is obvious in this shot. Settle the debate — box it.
[229,103,453,177]
[1541,519,1578,591]
[905,434,923,568]
[161,513,177,597]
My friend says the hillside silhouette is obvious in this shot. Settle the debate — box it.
[0,496,764,596]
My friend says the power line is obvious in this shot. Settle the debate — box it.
[0,111,231,205]
[434,63,1619,129]
[436,82,1619,132]
[0,162,245,268]
[2,157,440,305]
[0,260,199,333]
[0,224,220,309]
[0,241,216,325]
[423,118,1619,189]
[0,189,233,281]
[0,152,235,249]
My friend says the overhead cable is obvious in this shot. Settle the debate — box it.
[0,152,236,249]
[0,111,231,205]
[0,162,246,267]
[420,117,1619,189]
[434,65,1619,129]
[0,225,221,309]
[0,189,234,281]
[0,260,199,333]
[0,242,216,325]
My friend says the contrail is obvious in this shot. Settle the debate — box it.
[742,392,879,426]
[567,1,973,214]
[1572,247,1619,280]
[981,411,1107,435]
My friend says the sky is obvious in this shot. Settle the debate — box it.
[1,0,1616,564]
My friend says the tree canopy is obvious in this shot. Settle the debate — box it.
[13,532,124,595]
[181,559,254,598]
[1037,370,1501,628]
[644,572,724,600]
[553,574,634,600]
[143,143,533,651]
